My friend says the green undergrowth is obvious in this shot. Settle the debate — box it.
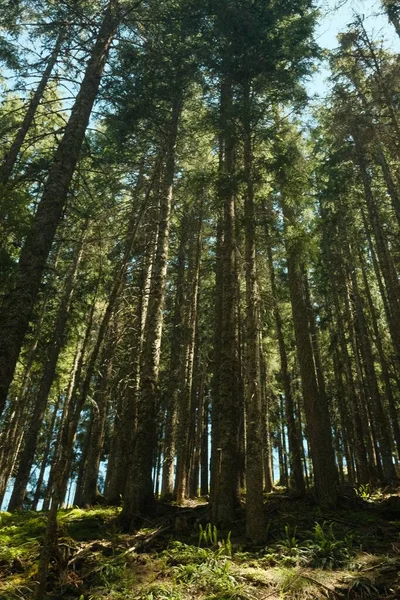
[0,492,399,600]
[58,506,121,541]
[0,511,46,560]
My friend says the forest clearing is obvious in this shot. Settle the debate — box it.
[1,0,400,597]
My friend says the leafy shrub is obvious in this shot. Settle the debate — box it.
[355,484,373,501]
[173,558,236,593]
[161,540,214,565]
[276,525,300,557]
[133,583,183,600]
[302,521,352,569]
[346,576,380,599]
[198,523,232,557]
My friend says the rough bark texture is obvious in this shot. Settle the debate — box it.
[80,341,113,506]
[175,204,202,503]
[282,195,338,507]
[212,80,241,527]
[0,4,118,418]
[161,217,188,497]
[242,81,265,542]
[121,95,181,527]
[265,216,305,495]
[8,233,84,511]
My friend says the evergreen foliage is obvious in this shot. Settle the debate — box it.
[0,0,400,597]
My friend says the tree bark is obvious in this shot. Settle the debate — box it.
[32,394,62,511]
[212,80,241,527]
[0,32,64,184]
[80,339,113,506]
[175,202,202,503]
[0,3,118,418]
[161,216,188,497]
[242,80,265,542]
[282,197,338,506]
[8,230,85,511]
[121,94,182,527]
[264,214,305,495]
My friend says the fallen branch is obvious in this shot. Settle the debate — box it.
[122,525,171,555]
[300,574,341,598]
[260,569,305,599]
[79,525,171,581]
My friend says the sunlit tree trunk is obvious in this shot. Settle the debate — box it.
[121,94,182,527]
[0,4,118,419]
[32,394,62,511]
[161,217,188,497]
[242,80,265,541]
[212,80,241,526]
[8,231,85,511]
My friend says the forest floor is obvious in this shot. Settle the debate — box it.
[0,488,400,600]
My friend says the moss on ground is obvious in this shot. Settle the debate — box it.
[0,490,399,600]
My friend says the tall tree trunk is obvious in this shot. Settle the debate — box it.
[42,332,89,512]
[210,216,224,505]
[106,229,155,504]
[281,196,337,506]
[175,203,202,503]
[374,147,400,225]
[0,32,64,184]
[161,216,188,497]
[242,80,265,541]
[8,231,85,511]
[360,208,399,362]
[212,80,241,527]
[32,394,62,511]
[0,246,61,496]
[189,355,207,497]
[348,257,395,480]
[264,215,305,495]
[355,138,400,363]
[260,345,274,493]
[80,339,113,506]
[0,4,118,418]
[340,269,378,482]
[121,94,182,527]
[358,247,400,459]
[332,347,355,485]
[0,400,26,506]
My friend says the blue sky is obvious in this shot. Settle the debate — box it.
[307,0,400,97]
[1,0,400,511]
